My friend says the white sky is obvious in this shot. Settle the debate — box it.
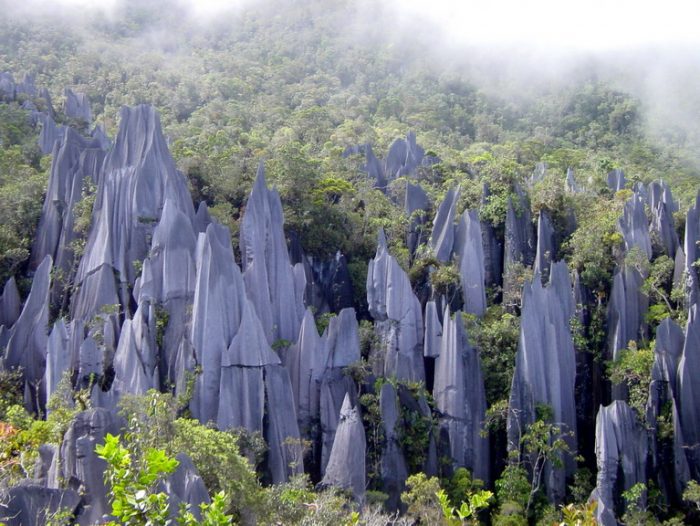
[37,0,700,51]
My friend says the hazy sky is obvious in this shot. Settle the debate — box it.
[49,0,700,51]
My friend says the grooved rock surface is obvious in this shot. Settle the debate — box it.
[677,304,700,479]
[0,276,21,328]
[240,163,305,344]
[590,401,647,526]
[456,210,487,316]
[380,382,409,510]
[367,230,424,381]
[3,255,52,412]
[508,261,577,502]
[618,192,652,259]
[433,306,489,482]
[534,210,556,279]
[0,485,81,526]
[64,88,92,123]
[320,394,366,502]
[607,265,648,363]
[429,187,459,263]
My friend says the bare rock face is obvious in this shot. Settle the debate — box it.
[320,394,366,502]
[648,181,679,258]
[240,163,305,344]
[677,304,700,479]
[456,210,487,316]
[618,192,652,260]
[607,265,648,363]
[3,255,52,412]
[385,131,426,180]
[367,230,425,382]
[161,453,211,522]
[38,114,66,155]
[0,276,21,328]
[565,167,579,193]
[190,222,246,425]
[60,408,121,525]
[607,168,626,192]
[73,104,194,320]
[503,186,534,300]
[429,188,459,263]
[423,300,442,358]
[433,306,489,482]
[646,318,688,499]
[31,127,106,308]
[283,308,325,438]
[507,261,577,502]
[0,486,81,526]
[590,401,647,526]
[680,193,700,306]
[64,88,92,123]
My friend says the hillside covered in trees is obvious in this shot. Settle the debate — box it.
[0,0,699,524]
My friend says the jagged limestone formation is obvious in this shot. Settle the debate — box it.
[618,192,652,260]
[0,276,21,328]
[503,185,534,295]
[160,454,211,522]
[590,401,647,526]
[677,304,700,480]
[190,222,245,425]
[0,486,81,526]
[3,255,52,412]
[606,168,626,192]
[423,300,442,358]
[60,408,121,525]
[320,393,366,502]
[38,114,66,155]
[455,210,487,316]
[31,127,106,302]
[240,163,305,344]
[135,198,197,386]
[680,193,700,306]
[367,230,424,382]
[508,261,576,502]
[433,306,489,482]
[565,167,579,193]
[0,71,16,101]
[73,104,194,321]
[646,318,689,499]
[283,308,324,438]
[648,181,679,257]
[607,265,648,363]
[429,187,459,263]
[64,88,92,123]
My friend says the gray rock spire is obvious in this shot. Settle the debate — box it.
[433,306,489,482]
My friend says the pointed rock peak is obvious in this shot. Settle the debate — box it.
[194,201,212,233]
[1,276,21,327]
[340,392,354,417]
[377,228,387,251]
[254,161,267,192]
[300,308,320,338]
[224,298,280,367]
[107,104,171,171]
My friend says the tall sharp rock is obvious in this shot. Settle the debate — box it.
[677,304,700,480]
[367,230,425,382]
[320,394,366,502]
[679,193,700,306]
[455,210,487,317]
[429,187,459,264]
[607,265,648,363]
[433,306,489,482]
[507,261,576,502]
[590,401,647,526]
[72,104,194,321]
[189,222,245,425]
[648,180,679,258]
[618,192,652,260]
[239,163,305,344]
[3,256,52,412]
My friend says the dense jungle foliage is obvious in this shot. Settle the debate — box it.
[1,0,699,524]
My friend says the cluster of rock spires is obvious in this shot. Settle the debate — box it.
[1,74,700,525]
